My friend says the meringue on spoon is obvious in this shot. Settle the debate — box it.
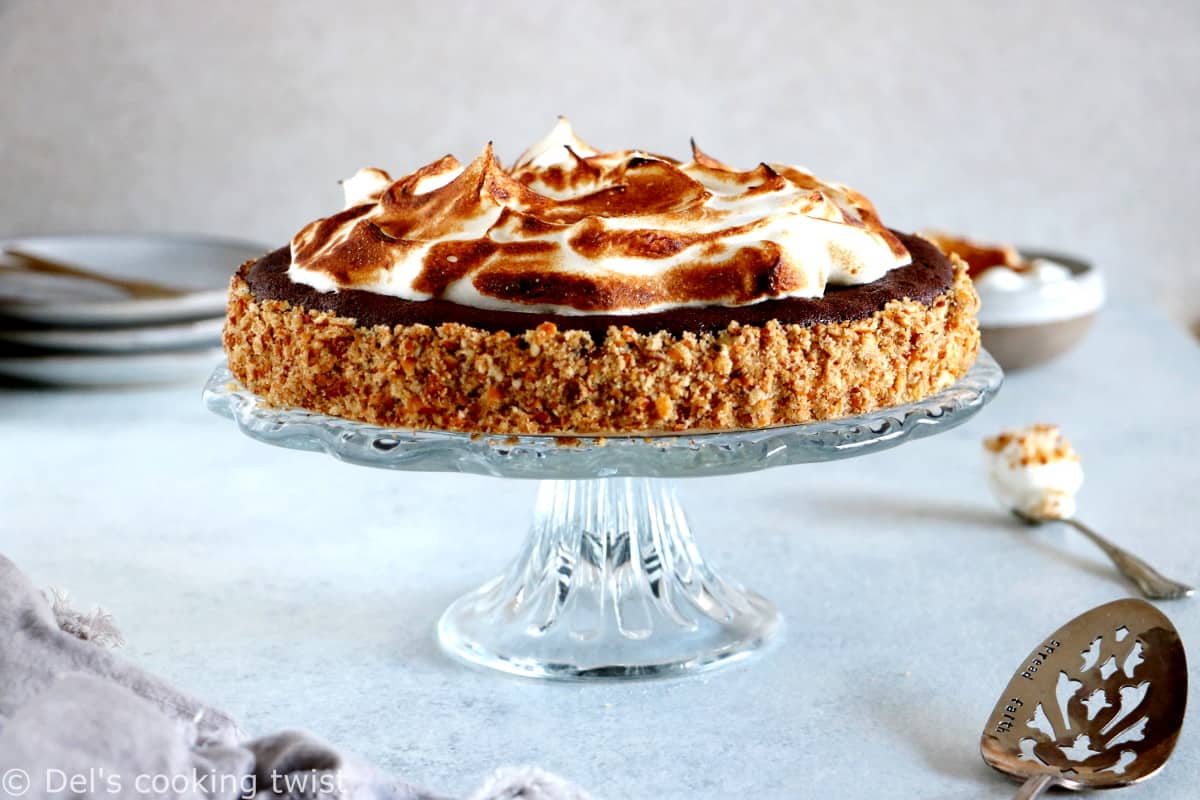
[984,425,1193,600]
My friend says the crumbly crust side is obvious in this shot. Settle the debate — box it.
[223,257,980,435]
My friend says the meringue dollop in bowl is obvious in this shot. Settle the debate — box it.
[975,249,1104,370]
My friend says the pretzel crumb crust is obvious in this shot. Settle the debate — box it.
[224,257,979,435]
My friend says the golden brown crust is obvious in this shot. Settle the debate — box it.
[224,257,980,435]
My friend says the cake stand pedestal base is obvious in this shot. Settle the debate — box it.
[437,477,780,680]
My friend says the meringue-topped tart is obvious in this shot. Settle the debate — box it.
[225,120,980,435]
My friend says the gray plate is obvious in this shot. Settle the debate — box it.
[0,233,267,326]
[0,347,225,386]
[0,316,223,353]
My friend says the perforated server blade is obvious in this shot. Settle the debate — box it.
[981,599,1187,798]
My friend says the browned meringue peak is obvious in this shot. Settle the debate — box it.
[288,118,912,315]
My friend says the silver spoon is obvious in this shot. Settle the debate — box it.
[982,598,1187,798]
[1012,510,1193,601]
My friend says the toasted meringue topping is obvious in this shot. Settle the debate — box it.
[926,232,1105,325]
[288,118,911,314]
[923,231,1023,280]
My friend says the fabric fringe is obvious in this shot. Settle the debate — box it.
[43,586,126,648]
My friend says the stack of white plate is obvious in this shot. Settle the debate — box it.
[0,233,268,386]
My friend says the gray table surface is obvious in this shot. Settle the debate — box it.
[1,301,1197,799]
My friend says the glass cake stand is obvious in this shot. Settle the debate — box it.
[203,350,1002,680]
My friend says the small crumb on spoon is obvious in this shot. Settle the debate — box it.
[983,424,1083,520]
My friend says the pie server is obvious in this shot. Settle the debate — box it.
[981,598,1187,797]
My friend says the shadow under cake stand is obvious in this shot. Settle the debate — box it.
[204,350,1002,680]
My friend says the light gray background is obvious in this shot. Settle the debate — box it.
[1,0,1198,327]
[4,4,1200,800]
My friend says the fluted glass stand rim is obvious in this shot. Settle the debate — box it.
[203,350,1002,481]
[203,352,1001,680]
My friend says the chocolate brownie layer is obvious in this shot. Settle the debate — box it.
[244,231,953,337]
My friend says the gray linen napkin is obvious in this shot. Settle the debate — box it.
[0,555,590,800]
